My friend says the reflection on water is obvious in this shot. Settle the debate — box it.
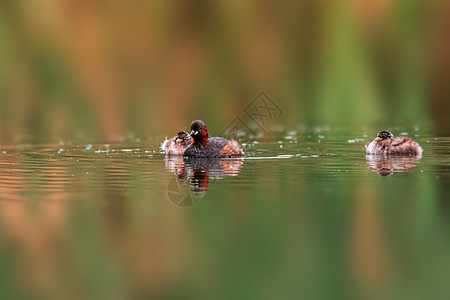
[0,130,449,299]
[365,155,422,176]
[165,156,244,206]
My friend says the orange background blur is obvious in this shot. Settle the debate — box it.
[0,0,449,141]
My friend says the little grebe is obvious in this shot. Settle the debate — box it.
[162,131,193,156]
[184,120,245,158]
[365,130,422,156]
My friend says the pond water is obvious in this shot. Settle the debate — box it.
[0,127,449,299]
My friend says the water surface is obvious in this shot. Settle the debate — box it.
[0,128,449,299]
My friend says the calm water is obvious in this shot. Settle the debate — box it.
[0,128,449,299]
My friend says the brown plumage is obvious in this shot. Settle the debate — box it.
[162,131,193,156]
[184,120,245,158]
[365,130,422,156]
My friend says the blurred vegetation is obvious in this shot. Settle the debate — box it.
[0,2,449,298]
[0,0,449,142]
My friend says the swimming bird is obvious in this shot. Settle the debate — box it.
[162,131,193,156]
[184,120,245,158]
[365,130,422,156]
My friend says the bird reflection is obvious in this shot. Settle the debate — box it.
[365,155,422,176]
[165,156,244,204]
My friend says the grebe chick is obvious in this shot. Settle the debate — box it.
[365,130,422,156]
[162,131,193,156]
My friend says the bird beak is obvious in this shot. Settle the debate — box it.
[190,130,198,136]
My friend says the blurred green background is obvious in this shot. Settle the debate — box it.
[1,1,450,300]
[0,0,449,142]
